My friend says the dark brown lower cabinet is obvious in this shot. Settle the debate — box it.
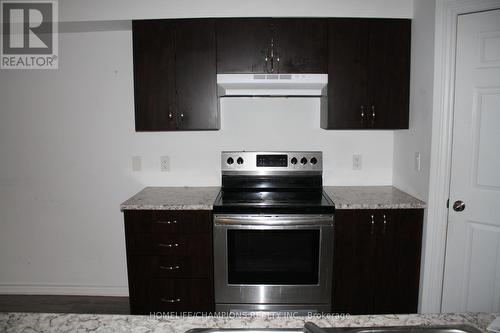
[124,210,214,315]
[332,209,423,314]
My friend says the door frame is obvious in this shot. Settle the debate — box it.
[422,0,500,313]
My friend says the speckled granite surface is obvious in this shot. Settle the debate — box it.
[121,186,425,211]
[120,187,220,211]
[324,186,426,210]
[0,312,496,333]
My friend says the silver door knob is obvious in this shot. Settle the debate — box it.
[453,200,465,212]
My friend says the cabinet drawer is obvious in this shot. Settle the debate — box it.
[124,210,211,234]
[129,255,211,278]
[127,233,211,256]
[149,278,212,312]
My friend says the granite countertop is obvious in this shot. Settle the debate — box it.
[0,312,496,333]
[120,186,425,211]
[120,187,220,211]
[324,186,426,210]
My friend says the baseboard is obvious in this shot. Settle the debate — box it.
[0,284,129,296]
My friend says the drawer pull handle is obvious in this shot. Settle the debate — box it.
[157,220,178,225]
[382,214,387,235]
[370,215,375,235]
[160,265,180,271]
[158,243,179,248]
[161,298,181,303]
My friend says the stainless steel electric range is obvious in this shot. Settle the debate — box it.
[213,151,335,314]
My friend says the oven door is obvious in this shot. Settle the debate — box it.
[213,214,334,307]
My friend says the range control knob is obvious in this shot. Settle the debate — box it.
[300,157,308,165]
[237,157,244,165]
[310,157,318,165]
[290,157,298,165]
[227,157,234,165]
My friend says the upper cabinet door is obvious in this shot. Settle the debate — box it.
[216,18,328,74]
[367,19,411,129]
[133,20,177,131]
[322,19,369,129]
[216,18,272,74]
[175,19,219,130]
[321,18,411,130]
[132,19,219,131]
[274,19,328,73]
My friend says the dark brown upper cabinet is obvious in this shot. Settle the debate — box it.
[216,18,327,74]
[133,19,219,131]
[321,19,411,129]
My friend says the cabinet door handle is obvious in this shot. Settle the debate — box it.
[161,298,181,303]
[158,243,179,248]
[370,214,375,235]
[159,265,180,271]
[180,113,184,119]
[360,105,365,126]
[265,44,273,73]
[275,45,280,73]
[168,105,174,120]
[157,220,178,225]
[382,214,387,235]
[270,37,275,73]
[371,105,376,127]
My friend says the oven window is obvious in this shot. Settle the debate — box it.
[227,229,320,285]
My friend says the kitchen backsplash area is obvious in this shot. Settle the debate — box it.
[131,98,394,187]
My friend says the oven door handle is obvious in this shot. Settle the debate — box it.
[214,215,334,226]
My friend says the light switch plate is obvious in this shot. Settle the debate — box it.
[415,152,421,172]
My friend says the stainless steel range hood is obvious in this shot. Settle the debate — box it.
[217,73,328,97]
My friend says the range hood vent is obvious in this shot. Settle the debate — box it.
[217,73,328,97]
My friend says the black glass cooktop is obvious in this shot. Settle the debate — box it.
[212,189,335,214]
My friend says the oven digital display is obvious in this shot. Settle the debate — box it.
[256,154,288,167]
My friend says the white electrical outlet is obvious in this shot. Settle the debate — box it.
[415,152,421,172]
[353,154,362,170]
[160,156,170,172]
[131,156,141,172]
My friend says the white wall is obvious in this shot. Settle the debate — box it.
[393,0,435,201]
[0,29,135,295]
[59,0,413,22]
[0,22,394,294]
[392,0,436,312]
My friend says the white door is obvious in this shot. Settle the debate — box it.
[441,8,500,312]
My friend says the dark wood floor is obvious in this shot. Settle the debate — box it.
[0,295,130,314]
